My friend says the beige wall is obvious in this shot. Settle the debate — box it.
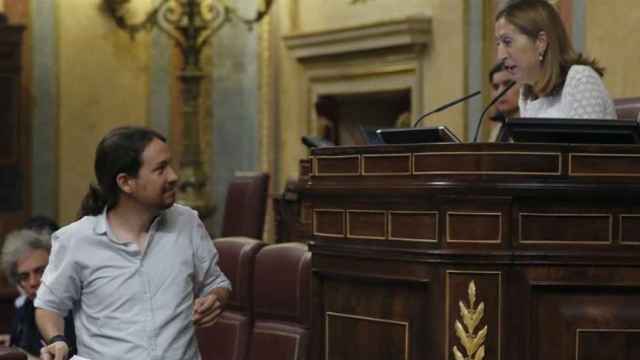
[423,1,466,137]
[297,0,432,32]
[274,0,466,190]
[586,0,640,99]
[57,0,151,223]
[48,0,640,224]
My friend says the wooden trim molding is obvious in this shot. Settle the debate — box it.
[413,151,562,175]
[575,328,640,360]
[325,311,409,360]
[569,153,640,177]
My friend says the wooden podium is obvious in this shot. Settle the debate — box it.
[298,142,640,360]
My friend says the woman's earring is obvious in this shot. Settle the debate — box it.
[538,52,544,62]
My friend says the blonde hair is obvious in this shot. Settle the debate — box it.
[496,0,603,98]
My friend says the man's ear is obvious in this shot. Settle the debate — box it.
[115,173,135,194]
[536,30,548,56]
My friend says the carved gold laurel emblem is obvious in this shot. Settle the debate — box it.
[452,281,487,360]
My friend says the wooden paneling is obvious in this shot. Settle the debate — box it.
[326,312,408,360]
[570,153,640,176]
[620,215,640,245]
[314,155,360,176]
[531,286,640,360]
[318,268,431,360]
[413,151,560,175]
[576,330,640,360]
[447,212,502,243]
[445,271,501,360]
[313,209,345,237]
[388,211,437,242]
[0,74,18,164]
[519,213,612,244]
[362,154,411,176]
[0,25,28,239]
[347,210,386,240]
[301,143,640,360]
[300,159,313,178]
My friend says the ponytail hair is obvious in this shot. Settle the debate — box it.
[76,126,167,219]
[78,184,110,218]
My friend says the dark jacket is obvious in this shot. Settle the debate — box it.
[10,298,76,357]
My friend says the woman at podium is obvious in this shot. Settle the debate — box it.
[494,0,616,119]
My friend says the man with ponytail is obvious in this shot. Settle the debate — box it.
[34,126,231,360]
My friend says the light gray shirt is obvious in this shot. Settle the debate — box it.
[35,204,231,360]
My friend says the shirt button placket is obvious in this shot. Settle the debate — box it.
[137,259,152,356]
[141,259,158,357]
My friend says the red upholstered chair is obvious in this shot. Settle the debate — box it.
[0,347,26,360]
[197,237,265,360]
[221,172,270,240]
[614,97,640,120]
[248,243,311,360]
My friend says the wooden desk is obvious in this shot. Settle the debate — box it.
[299,143,640,360]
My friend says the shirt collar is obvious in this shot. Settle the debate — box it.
[93,207,109,236]
[92,206,167,244]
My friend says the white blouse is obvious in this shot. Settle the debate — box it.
[519,65,617,119]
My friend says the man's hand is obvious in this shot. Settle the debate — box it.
[35,308,67,360]
[39,341,69,360]
[192,288,229,328]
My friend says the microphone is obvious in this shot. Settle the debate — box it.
[302,136,334,149]
[412,90,481,128]
[490,112,506,122]
[472,80,516,142]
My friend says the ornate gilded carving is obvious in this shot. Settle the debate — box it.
[100,0,274,218]
[452,281,487,360]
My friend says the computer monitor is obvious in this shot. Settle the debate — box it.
[376,126,461,145]
[301,136,334,149]
[497,117,640,144]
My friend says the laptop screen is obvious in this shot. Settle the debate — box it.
[497,117,640,144]
[376,126,461,144]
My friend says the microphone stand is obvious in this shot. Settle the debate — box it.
[412,90,481,128]
[472,81,516,142]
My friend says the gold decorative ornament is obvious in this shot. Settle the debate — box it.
[100,0,273,218]
[452,281,487,360]
[547,0,561,8]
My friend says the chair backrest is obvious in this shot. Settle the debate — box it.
[614,97,640,120]
[221,172,270,240]
[248,243,312,360]
[0,347,26,360]
[214,236,265,311]
[197,237,264,360]
[252,243,311,325]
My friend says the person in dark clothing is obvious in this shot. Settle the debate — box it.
[1,229,76,359]
[22,215,60,235]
